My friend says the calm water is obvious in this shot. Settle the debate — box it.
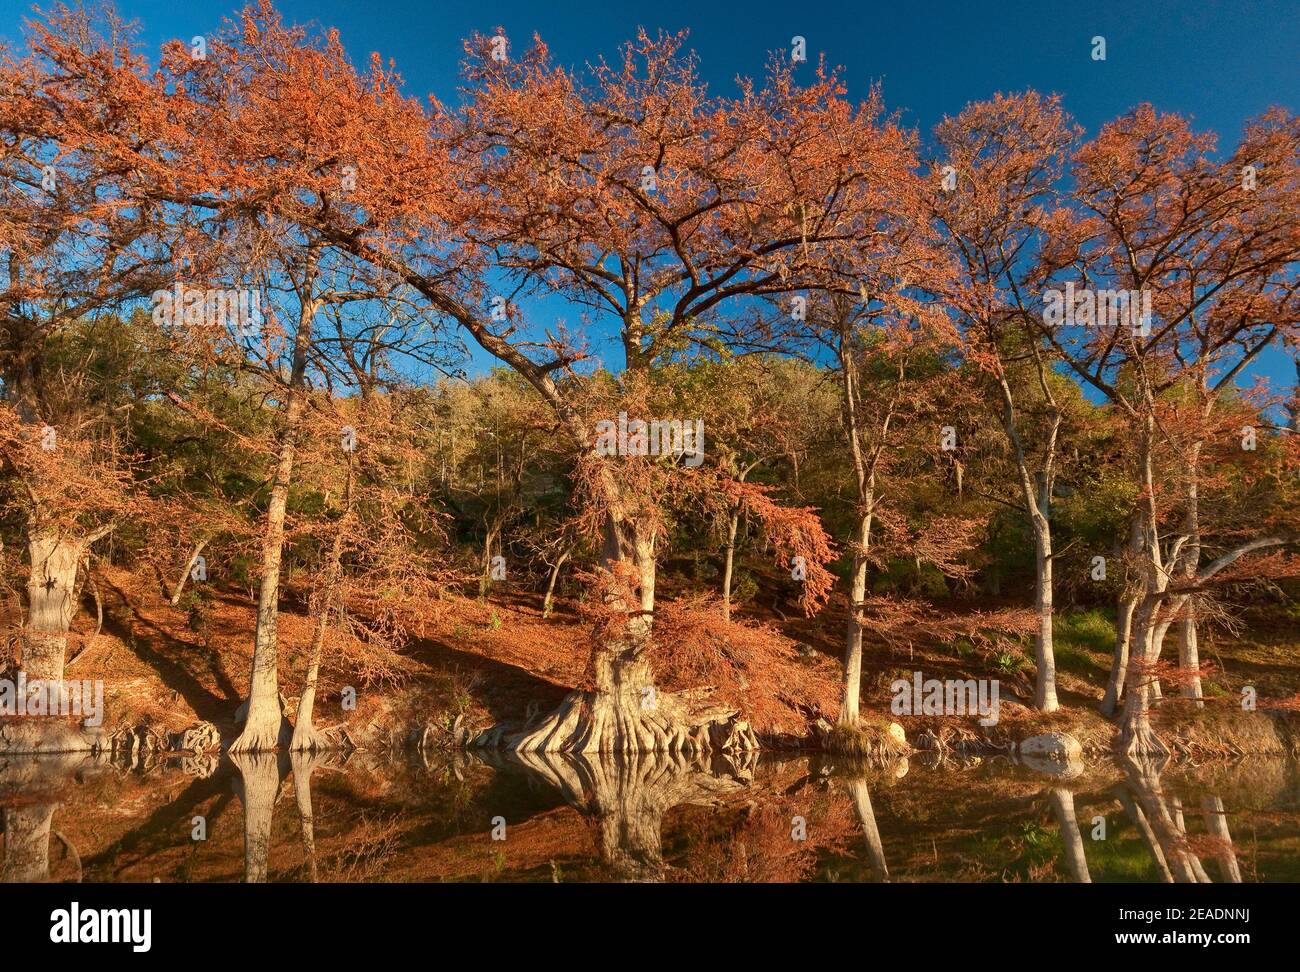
[2,748,1297,882]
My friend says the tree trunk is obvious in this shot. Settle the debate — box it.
[1116,783,1174,883]
[541,545,571,619]
[229,410,299,752]
[839,509,871,727]
[290,600,331,753]
[229,264,319,754]
[1177,608,1204,708]
[1117,599,1169,758]
[1118,416,1169,758]
[995,370,1060,714]
[1032,524,1059,712]
[1120,755,1200,882]
[1,805,55,882]
[507,513,755,754]
[1103,515,1145,716]
[835,345,882,730]
[721,507,739,623]
[291,457,353,753]
[2,531,101,754]
[478,520,500,598]
[510,748,753,881]
[169,538,209,606]
[1176,440,1204,707]
[1201,795,1242,883]
[23,531,83,683]
[1101,594,1137,716]
[291,752,320,882]
[1170,794,1212,882]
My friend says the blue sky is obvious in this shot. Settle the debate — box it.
[5,0,1291,139]
[4,0,1297,389]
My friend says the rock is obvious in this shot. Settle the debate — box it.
[1018,731,1082,762]
[1020,751,1085,779]
[812,717,834,739]
[885,722,908,748]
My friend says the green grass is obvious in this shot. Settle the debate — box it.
[1083,830,1166,882]
[1053,610,1116,677]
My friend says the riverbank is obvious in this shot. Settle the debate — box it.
[3,566,1298,760]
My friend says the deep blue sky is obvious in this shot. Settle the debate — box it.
[4,0,1297,388]
[6,0,1292,140]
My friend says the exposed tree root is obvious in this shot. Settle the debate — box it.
[1118,719,1169,760]
[228,694,293,754]
[289,726,332,754]
[492,684,758,755]
[173,721,221,754]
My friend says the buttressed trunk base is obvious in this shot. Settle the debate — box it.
[503,645,757,755]
[2,533,101,755]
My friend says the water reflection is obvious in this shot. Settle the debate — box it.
[3,801,56,882]
[1,748,1294,883]
[500,749,757,881]
[843,772,891,881]
[1,753,100,883]
[228,752,282,883]
[1114,755,1250,884]
[1047,788,1091,883]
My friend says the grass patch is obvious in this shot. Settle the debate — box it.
[826,721,908,758]
[1053,610,1115,677]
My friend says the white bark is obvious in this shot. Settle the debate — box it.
[1101,594,1137,716]
[230,260,320,754]
[230,751,281,883]
[170,538,209,606]
[845,776,889,881]
[1049,788,1091,883]
[1201,796,1242,883]
[721,508,739,623]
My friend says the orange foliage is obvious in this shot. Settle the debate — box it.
[651,595,841,732]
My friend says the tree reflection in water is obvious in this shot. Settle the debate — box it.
[228,750,284,884]
[501,748,756,881]
[1115,754,1244,884]
[0,748,1267,884]
[1,752,96,883]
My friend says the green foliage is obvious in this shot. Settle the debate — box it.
[872,559,950,599]
[730,569,759,605]
[1052,610,1116,676]
[994,650,1029,676]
